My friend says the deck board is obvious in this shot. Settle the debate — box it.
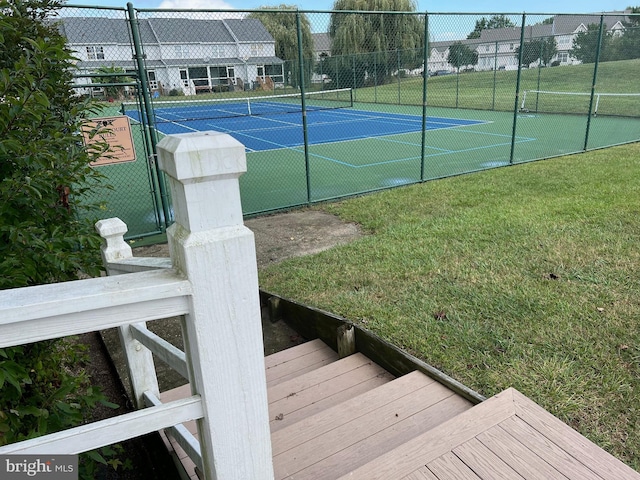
[403,467,440,480]
[498,416,603,480]
[476,424,569,479]
[265,339,339,387]
[511,388,640,480]
[274,381,472,479]
[452,437,523,480]
[340,388,640,480]
[426,452,481,480]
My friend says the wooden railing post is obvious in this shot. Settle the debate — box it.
[95,218,160,409]
[157,131,274,480]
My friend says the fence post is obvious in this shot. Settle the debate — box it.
[157,131,274,480]
[95,218,160,409]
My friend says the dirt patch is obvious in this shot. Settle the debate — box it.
[134,210,362,268]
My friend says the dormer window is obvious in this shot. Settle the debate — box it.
[86,46,104,60]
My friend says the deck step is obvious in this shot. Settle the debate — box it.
[268,352,394,432]
[265,338,339,387]
[159,340,473,480]
[272,370,472,479]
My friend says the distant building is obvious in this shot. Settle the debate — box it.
[310,12,631,76]
[57,16,285,95]
[428,12,629,73]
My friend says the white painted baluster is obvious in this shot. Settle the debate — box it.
[157,131,274,480]
[95,218,160,409]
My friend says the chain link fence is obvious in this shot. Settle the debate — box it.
[56,5,640,238]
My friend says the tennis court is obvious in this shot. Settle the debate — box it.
[124,89,488,156]
[120,88,640,217]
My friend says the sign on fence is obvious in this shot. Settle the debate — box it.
[83,116,136,166]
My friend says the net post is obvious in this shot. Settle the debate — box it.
[520,90,527,111]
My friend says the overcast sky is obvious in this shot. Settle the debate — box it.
[65,0,632,38]
[70,0,630,14]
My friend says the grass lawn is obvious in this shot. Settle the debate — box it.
[258,142,640,470]
[355,58,640,116]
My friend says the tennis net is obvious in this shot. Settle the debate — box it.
[122,88,353,123]
[520,90,640,117]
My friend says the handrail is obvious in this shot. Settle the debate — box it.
[0,395,203,455]
[0,269,191,348]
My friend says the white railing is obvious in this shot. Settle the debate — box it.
[0,131,275,480]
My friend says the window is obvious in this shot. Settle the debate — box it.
[174,45,189,58]
[558,52,569,63]
[250,44,263,56]
[509,43,514,50]
[86,46,104,60]
[211,45,225,58]
[485,45,490,52]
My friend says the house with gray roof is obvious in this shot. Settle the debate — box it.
[426,11,630,73]
[57,16,285,95]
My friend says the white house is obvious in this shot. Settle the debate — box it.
[58,16,285,95]
[426,12,630,73]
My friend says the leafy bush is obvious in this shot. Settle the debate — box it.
[0,0,114,453]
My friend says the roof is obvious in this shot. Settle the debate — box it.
[57,16,274,45]
[312,33,331,52]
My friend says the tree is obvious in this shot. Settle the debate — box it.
[608,7,640,60]
[1,0,111,449]
[328,0,425,87]
[514,37,557,67]
[247,6,314,87]
[447,42,478,71]
[93,65,131,100]
[467,14,515,39]
[540,36,558,65]
[569,23,612,63]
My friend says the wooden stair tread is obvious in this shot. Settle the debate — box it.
[265,339,339,387]
[273,371,473,479]
[268,352,393,431]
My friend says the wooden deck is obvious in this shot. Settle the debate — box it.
[160,339,640,480]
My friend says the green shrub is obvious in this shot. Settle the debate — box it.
[0,0,115,454]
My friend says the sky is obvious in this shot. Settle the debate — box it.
[66,0,633,38]
[78,0,631,13]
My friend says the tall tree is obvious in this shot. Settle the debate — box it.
[447,42,478,71]
[467,14,515,39]
[569,23,612,63]
[248,6,314,87]
[609,7,640,60]
[329,0,425,87]
[514,37,557,67]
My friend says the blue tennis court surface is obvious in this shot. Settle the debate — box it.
[128,105,487,153]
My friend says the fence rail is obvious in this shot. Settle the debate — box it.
[60,4,640,237]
